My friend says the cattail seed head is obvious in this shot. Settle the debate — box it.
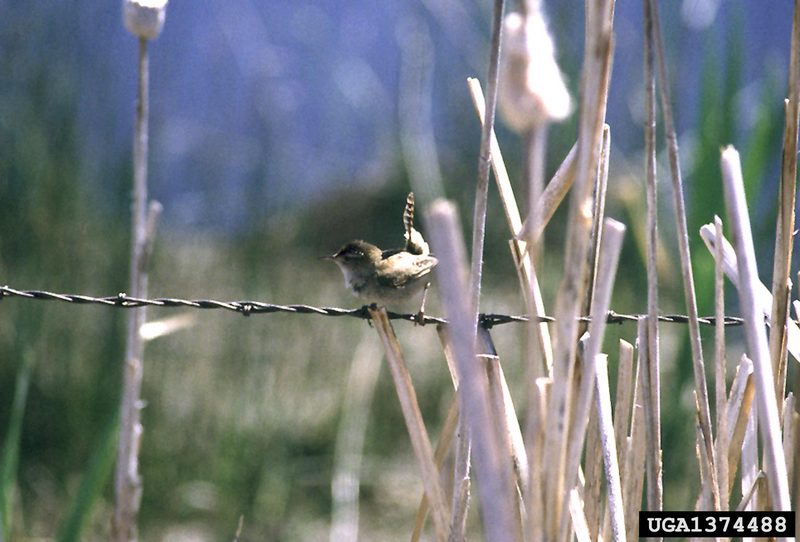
[123,0,168,40]
[498,5,571,132]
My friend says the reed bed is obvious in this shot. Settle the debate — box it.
[366,0,798,540]
[2,1,799,540]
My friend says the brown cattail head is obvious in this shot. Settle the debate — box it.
[498,3,571,132]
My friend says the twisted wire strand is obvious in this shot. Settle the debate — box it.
[0,285,745,328]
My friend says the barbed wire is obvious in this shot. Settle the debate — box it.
[0,285,747,329]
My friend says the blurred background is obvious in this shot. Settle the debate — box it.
[0,0,797,539]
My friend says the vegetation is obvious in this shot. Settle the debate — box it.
[0,1,797,540]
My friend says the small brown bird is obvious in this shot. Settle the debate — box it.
[323,193,437,316]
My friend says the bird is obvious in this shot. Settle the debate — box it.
[323,193,437,321]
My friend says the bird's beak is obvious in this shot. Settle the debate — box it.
[319,254,335,261]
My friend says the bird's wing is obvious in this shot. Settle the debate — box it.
[377,253,438,288]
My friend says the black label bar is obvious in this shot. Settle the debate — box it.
[639,511,795,538]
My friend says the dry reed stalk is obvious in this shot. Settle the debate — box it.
[524,125,548,254]
[769,0,800,406]
[568,489,592,542]
[479,328,529,495]
[598,339,635,542]
[521,142,578,243]
[484,352,524,495]
[792,414,800,520]
[642,0,664,516]
[565,132,611,514]
[560,219,625,542]
[699,225,800,362]
[467,81,556,538]
[713,216,730,509]
[725,357,755,491]
[449,419,471,542]
[464,16,506,532]
[526,376,550,542]
[469,0,505,327]
[613,340,635,465]
[693,394,713,510]
[582,405,603,541]
[648,0,718,505]
[467,79,553,371]
[783,395,796,485]
[640,307,663,518]
[521,122,549,480]
[623,319,648,542]
[544,2,615,537]
[735,471,765,512]
[435,321,471,541]
[330,334,382,542]
[595,354,627,542]
[427,200,522,542]
[436,322,527,539]
[720,147,792,512]
[368,307,450,541]
[115,16,164,536]
[410,396,460,542]
[586,126,612,310]
[437,325,461,388]
[438,327,471,542]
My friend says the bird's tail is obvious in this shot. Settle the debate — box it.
[403,192,415,242]
[403,192,430,256]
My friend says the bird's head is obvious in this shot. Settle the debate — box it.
[322,240,382,271]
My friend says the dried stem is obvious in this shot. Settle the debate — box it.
[782,394,796,487]
[601,339,635,540]
[467,79,553,370]
[713,216,729,509]
[369,307,450,541]
[725,356,755,490]
[521,141,578,242]
[433,326,471,542]
[561,219,625,542]
[648,0,717,505]
[427,200,522,542]
[582,406,603,540]
[114,37,157,542]
[623,319,648,541]
[642,0,663,514]
[614,340,635,466]
[480,328,529,496]
[411,394,460,542]
[568,489,592,542]
[524,125,548,254]
[595,354,627,542]
[719,146,791,512]
[586,125,612,311]
[470,0,506,327]
[769,0,800,406]
[544,1,615,536]
[700,224,800,362]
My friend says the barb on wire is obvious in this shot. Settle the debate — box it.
[0,285,746,329]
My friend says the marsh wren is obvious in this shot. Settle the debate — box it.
[324,193,437,315]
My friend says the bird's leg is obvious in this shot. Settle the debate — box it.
[365,303,378,327]
[415,283,430,326]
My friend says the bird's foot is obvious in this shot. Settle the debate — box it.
[414,283,431,326]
